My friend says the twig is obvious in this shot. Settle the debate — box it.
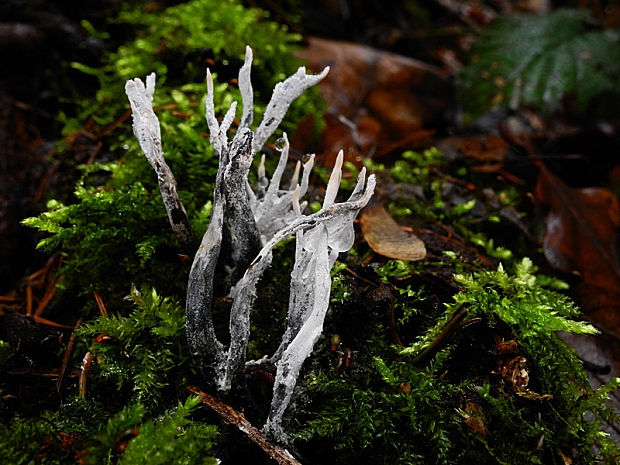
[79,351,95,399]
[412,310,483,365]
[245,365,276,383]
[31,315,73,329]
[343,266,378,287]
[5,368,81,378]
[33,275,64,317]
[57,317,84,394]
[186,385,302,465]
[93,291,109,318]
[26,286,33,316]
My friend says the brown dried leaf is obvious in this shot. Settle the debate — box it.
[359,203,426,261]
[499,356,530,389]
[460,401,490,437]
[296,37,450,164]
[436,135,509,163]
[535,164,620,339]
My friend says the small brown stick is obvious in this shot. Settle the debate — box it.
[31,316,73,329]
[245,365,276,383]
[57,317,84,394]
[93,291,109,318]
[33,275,64,317]
[79,351,95,399]
[165,254,192,295]
[6,368,81,378]
[343,266,378,287]
[387,288,403,346]
[25,285,33,316]
[186,385,302,465]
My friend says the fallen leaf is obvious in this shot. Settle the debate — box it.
[359,203,426,261]
[436,135,509,162]
[498,355,530,390]
[296,37,451,165]
[535,164,620,339]
[460,401,490,437]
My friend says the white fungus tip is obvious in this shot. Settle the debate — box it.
[145,72,156,99]
[323,150,343,208]
[206,69,213,94]
[258,154,266,178]
[292,185,301,215]
[289,160,301,191]
[304,154,315,171]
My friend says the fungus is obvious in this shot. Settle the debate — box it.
[125,45,374,443]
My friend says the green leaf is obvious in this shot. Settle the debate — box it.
[373,357,399,387]
[461,9,620,118]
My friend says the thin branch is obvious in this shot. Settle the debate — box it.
[186,385,302,465]
[56,317,83,394]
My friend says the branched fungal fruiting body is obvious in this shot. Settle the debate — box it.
[125,74,194,250]
[125,45,374,444]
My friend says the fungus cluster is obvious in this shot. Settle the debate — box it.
[125,46,375,442]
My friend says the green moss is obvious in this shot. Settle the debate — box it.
[297,259,619,464]
[84,396,217,465]
[75,286,188,407]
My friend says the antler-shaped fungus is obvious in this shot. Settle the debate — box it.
[264,151,374,442]
[125,46,374,445]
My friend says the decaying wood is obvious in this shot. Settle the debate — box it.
[186,385,302,465]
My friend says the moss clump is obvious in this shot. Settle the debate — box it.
[75,286,189,407]
[289,150,618,464]
[295,260,619,464]
[13,2,324,462]
[84,396,217,465]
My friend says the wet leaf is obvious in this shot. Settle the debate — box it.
[436,135,509,163]
[535,164,620,338]
[359,203,426,261]
[297,37,451,164]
